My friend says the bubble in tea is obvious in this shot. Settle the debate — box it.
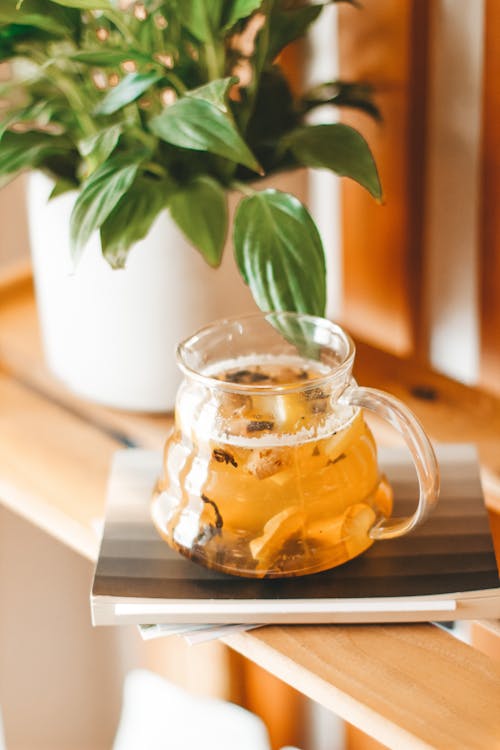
[152,356,393,578]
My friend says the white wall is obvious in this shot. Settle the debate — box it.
[0,507,123,750]
[0,507,232,750]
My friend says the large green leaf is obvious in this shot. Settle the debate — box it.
[244,66,297,171]
[177,0,259,36]
[175,0,214,42]
[0,111,21,141]
[222,0,263,31]
[169,176,227,267]
[39,0,80,26]
[94,72,163,116]
[186,77,237,114]
[78,124,122,170]
[0,11,68,35]
[0,0,79,33]
[206,1,226,31]
[100,176,171,268]
[0,131,72,177]
[268,3,322,61]
[0,100,57,141]
[233,189,326,315]
[49,178,77,199]
[300,81,381,121]
[70,153,143,261]
[268,0,357,61]
[286,123,382,200]
[48,0,111,8]
[71,50,152,66]
[149,96,262,174]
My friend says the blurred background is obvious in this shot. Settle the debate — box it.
[1,1,499,748]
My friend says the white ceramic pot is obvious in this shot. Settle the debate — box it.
[28,170,306,412]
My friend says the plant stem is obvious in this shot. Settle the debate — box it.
[144,161,166,178]
[24,49,97,138]
[104,10,136,47]
[49,68,98,138]
[165,72,187,95]
[204,41,221,80]
[129,125,156,150]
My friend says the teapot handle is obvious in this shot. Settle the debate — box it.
[339,384,440,540]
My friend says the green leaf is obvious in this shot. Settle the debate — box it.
[0,131,72,177]
[0,111,20,141]
[206,0,225,31]
[186,77,237,114]
[268,3,322,61]
[233,189,326,316]
[78,124,122,172]
[5,99,58,136]
[0,100,58,142]
[0,11,68,35]
[71,50,152,66]
[17,0,80,29]
[169,176,227,267]
[267,1,358,62]
[94,72,163,116]
[49,178,77,199]
[175,0,212,42]
[70,153,143,261]
[222,0,263,31]
[244,66,298,171]
[100,176,171,268]
[79,124,121,159]
[176,0,260,39]
[300,81,381,121]
[286,123,382,200]
[150,96,262,174]
[48,0,111,8]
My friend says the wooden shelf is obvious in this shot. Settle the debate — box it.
[223,624,500,750]
[1,276,500,749]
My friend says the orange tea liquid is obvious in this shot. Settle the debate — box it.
[152,359,393,577]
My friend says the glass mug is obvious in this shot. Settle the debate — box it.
[152,313,440,578]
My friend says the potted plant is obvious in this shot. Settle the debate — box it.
[0,0,381,411]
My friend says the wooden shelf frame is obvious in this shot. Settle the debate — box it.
[1,277,500,750]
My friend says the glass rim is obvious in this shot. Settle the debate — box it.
[176,311,356,394]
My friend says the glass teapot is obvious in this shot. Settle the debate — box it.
[152,313,439,578]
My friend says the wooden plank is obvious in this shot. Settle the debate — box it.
[3,282,500,473]
[2,280,500,748]
[479,0,500,396]
[223,624,500,750]
[338,0,429,357]
[422,1,484,384]
[470,619,500,663]
[2,281,500,514]
[346,724,387,750]
[0,370,117,560]
[353,340,500,512]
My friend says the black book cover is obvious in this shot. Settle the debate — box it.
[91,444,500,625]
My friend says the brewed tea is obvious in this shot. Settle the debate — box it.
[153,358,393,577]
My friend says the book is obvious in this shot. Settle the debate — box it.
[91,444,500,626]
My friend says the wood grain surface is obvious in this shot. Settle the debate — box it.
[338,0,429,358]
[480,0,500,396]
[1,278,500,749]
[223,623,500,750]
